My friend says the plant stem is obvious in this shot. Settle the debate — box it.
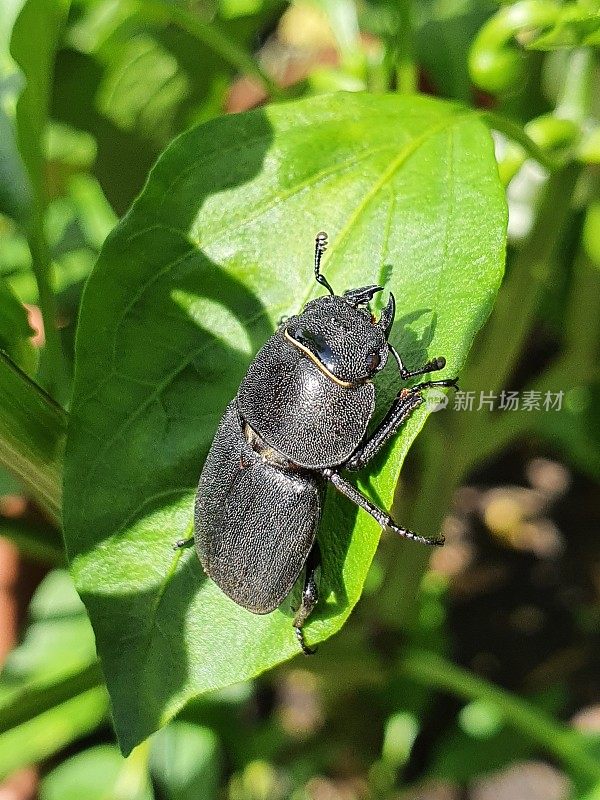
[0,352,66,525]
[451,163,579,467]
[11,0,71,402]
[556,48,594,124]
[562,251,600,366]
[395,0,417,94]
[400,649,600,787]
[27,224,69,402]
[464,249,600,468]
[378,422,460,626]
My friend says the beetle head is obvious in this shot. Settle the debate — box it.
[284,231,397,386]
[284,290,395,387]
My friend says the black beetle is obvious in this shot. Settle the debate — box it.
[176,232,457,654]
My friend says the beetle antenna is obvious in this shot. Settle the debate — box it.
[314,231,334,296]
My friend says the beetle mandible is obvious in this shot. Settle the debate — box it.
[175,232,457,654]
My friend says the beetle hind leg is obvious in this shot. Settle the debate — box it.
[293,542,321,656]
[323,470,445,546]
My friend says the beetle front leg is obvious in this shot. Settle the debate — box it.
[344,377,457,472]
[322,469,444,546]
[389,345,448,382]
[293,541,321,656]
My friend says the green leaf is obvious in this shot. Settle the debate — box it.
[428,688,567,782]
[583,200,600,265]
[41,745,153,800]
[526,3,600,50]
[0,687,107,779]
[0,570,106,778]
[55,0,283,211]
[63,92,507,752]
[0,0,31,223]
[0,570,94,692]
[150,722,221,800]
[401,648,600,790]
[0,516,64,563]
[0,352,66,522]
[95,33,192,147]
[414,0,497,102]
[429,722,534,782]
[532,382,600,481]
[0,100,32,224]
[11,0,70,207]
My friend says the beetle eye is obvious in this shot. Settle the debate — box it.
[366,352,380,372]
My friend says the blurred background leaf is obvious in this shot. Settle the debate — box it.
[0,570,107,779]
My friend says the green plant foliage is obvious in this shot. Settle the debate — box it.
[429,723,534,782]
[527,2,600,49]
[55,0,283,211]
[0,570,107,778]
[533,382,600,481]
[11,0,70,206]
[0,570,95,687]
[469,0,560,93]
[0,0,598,789]
[0,276,34,368]
[0,110,32,224]
[150,721,221,800]
[10,0,71,399]
[359,0,497,100]
[414,0,498,101]
[63,92,507,752]
[41,744,153,800]
[0,0,31,223]
[0,688,108,779]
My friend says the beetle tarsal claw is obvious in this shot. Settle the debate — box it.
[387,521,445,547]
[172,536,194,551]
[294,626,317,656]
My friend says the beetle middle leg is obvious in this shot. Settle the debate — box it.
[322,469,444,546]
[293,541,321,656]
[344,377,457,472]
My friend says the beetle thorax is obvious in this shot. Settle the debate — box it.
[237,326,377,469]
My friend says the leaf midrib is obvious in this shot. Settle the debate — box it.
[298,113,469,309]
